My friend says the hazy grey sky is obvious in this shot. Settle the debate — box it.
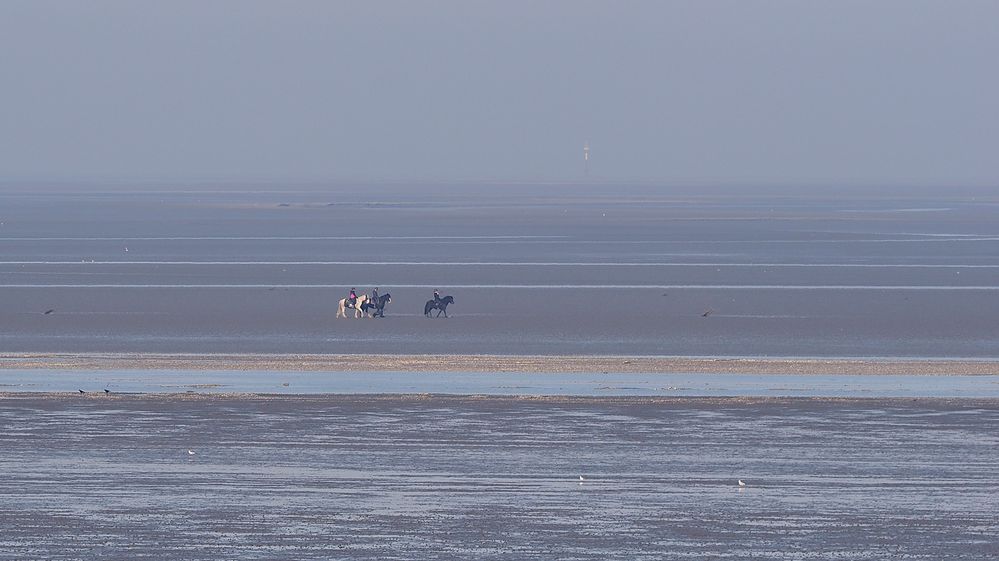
[1,1,997,186]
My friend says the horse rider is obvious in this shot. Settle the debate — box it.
[348,287,357,309]
[371,287,379,306]
[433,289,441,305]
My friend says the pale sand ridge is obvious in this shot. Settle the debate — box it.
[3,353,999,375]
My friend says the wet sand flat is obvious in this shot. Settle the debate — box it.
[0,394,996,560]
[2,184,998,559]
[3,183,999,357]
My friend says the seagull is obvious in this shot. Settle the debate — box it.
[702,309,713,317]
[738,479,746,487]
[578,475,585,484]
[44,309,54,315]
[188,450,195,456]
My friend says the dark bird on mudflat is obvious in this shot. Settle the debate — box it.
[78,389,85,394]
[44,309,54,315]
[702,309,713,317]
[104,389,110,394]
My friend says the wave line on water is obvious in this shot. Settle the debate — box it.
[4,237,999,245]
[3,261,999,268]
[3,283,999,290]
[0,235,568,241]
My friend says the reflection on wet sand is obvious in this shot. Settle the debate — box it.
[0,395,996,560]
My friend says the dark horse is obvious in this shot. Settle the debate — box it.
[424,295,454,318]
[361,293,392,318]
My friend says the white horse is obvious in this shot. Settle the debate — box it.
[336,293,369,318]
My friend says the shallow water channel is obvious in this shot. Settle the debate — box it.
[1,369,998,397]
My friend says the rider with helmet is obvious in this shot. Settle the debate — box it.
[348,287,357,309]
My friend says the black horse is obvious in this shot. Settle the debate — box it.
[424,295,454,318]
[361,293,392,318]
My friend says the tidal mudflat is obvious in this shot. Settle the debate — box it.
[4,183,999,357]
[3,183,998,559]
[0,394,996,560]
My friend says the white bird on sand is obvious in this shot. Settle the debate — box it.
[578,475,585,484]
[738,479,746,487]
[188,450,195,456]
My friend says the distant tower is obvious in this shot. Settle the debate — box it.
[583,141,590,176]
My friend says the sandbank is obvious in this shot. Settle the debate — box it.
[2,352,999,375]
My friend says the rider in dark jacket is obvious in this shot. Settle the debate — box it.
[433,289,441,304]
[372,287,379,304]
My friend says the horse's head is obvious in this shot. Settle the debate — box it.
[384,294,391,303]
[444,295,454,304]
